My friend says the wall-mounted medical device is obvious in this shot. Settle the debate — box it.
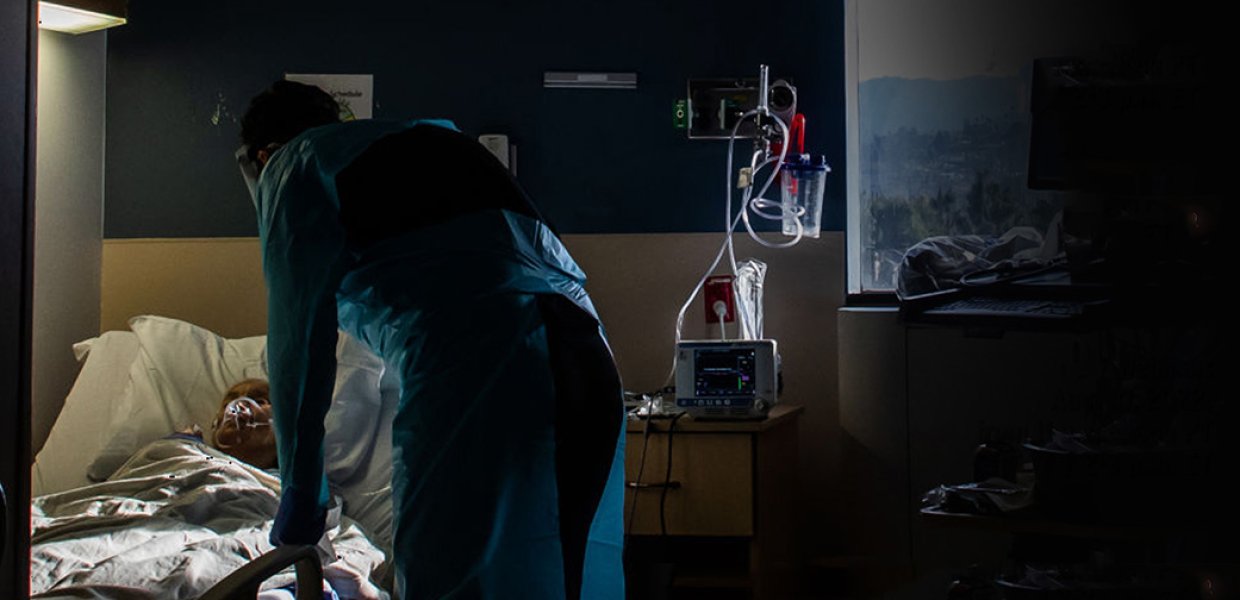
[686,76,795,139]
[658,65,825,425]
[675,340,778,419]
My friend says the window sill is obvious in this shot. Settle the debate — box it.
[845,291,898,308]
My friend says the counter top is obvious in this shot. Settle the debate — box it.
[626,404,804,433]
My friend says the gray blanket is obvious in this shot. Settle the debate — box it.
[32,437,388,599]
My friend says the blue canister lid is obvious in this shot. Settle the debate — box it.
[783,153,830,172]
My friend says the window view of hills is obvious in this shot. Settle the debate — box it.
[859,73,1063,290]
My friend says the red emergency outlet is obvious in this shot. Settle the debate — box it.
[704,275,735,324]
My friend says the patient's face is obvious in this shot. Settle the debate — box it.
[211,379,277,469]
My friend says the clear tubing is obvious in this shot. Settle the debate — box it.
[723,110,798,251]
[738,123,801,248]
[728,154,779,276]
[725,113,791,278]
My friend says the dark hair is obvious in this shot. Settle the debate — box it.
[240,80,341,163]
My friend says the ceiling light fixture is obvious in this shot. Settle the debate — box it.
[38,0,127,35]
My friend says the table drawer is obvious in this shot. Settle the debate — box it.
[623,432,753,536]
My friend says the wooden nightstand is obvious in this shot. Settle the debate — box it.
[624,404,803,599]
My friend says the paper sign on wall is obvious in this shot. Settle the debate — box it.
[284,73,374,120]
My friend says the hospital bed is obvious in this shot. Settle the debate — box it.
[31,315,400,599]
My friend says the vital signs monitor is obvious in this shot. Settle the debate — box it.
[674,340,778,419]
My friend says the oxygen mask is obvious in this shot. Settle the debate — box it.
[212,396,272,451]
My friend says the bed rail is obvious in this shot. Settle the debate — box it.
[199,545,323,600]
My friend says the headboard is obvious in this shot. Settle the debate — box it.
[102,238,267,338]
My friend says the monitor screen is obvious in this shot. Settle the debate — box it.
[693,348,757,397]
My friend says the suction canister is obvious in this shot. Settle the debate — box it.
[779,154,829,239]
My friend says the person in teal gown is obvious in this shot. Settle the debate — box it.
[238,80,625,599]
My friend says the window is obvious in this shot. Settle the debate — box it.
[845,0,1135,294]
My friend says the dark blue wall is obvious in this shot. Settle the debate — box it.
[104,0,845,237]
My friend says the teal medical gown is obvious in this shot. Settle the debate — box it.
[254,119,625,598]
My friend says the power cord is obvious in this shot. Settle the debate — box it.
[625,408,654,540]
[713,300,730,341]
[623,388,684,540]
[622,402,688,596]
[659,411,688,537]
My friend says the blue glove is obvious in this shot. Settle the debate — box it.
[276,583,339,600]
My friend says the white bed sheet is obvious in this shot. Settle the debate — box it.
[31,436,388,600]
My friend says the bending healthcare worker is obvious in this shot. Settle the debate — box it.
[237,80,625,599]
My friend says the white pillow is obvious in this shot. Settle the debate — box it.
[85,315,384,485]
[33,331,141,496]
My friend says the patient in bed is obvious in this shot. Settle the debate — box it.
[179,378,278,469]
[33,376,388,600]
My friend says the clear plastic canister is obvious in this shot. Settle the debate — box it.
[780,154,830,239]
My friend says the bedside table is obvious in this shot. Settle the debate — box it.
[624,404,803,599]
